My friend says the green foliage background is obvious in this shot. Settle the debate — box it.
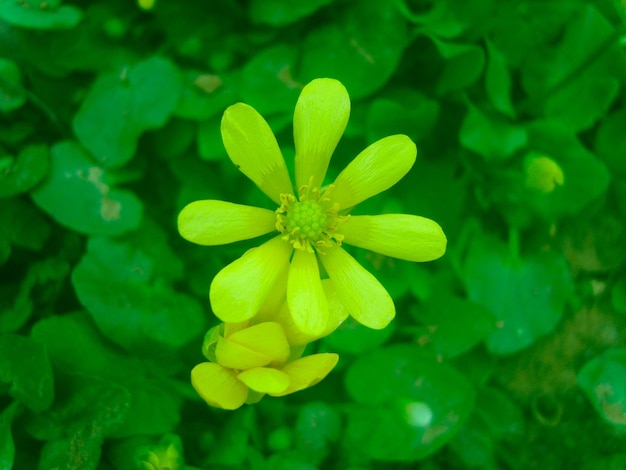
[2,0,626,468]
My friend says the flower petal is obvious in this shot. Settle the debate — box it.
[221,103,293,204]
[294,78,350,189]
[178,200,276,246]
[238,367,290,394]
[227,322,290,363]
[342,214,447,262]
[331,135,417,210]
[270,353,339,397]
[191,362,248,410]
[210,236,292,323]
[319,247,394,329]
[215,336,272,369]
[287,249,329,337]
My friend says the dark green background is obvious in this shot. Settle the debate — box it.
[1,0,626,468]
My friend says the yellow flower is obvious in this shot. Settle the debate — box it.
[191,322,338,410]
[178,78,446,336]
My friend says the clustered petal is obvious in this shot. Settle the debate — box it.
[179,78,447,410]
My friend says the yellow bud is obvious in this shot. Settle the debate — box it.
[137,0,155,11]
[524,154,564,193]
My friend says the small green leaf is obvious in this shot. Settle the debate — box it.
[484,40,515,118]
[31,140,142,236]
[0,58,26,112]
[299,0,407,99]
[72,236,205,353]
[73,57,182,169]
[365,89,439,144]
[578,348,626,429]
[430,38,485,95]
[174,70,239,121]
[0,334,54,412]
[0,0,82,30]
[323,316,394,355]
[345,344,475,461]
[460,102,526,160]
[240,43,300,115]
[462,234,573,355]
[0,144,49,198]
[412,295,495,358]
[249,0,333,25]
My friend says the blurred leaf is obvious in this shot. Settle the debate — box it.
[249,0,333,25]
[0,402,18,470]
[578,348,626,429]
[31,140,142,236]
[197,116,226,161]
[595,107,626,178]
[524,121,610,217]
[365,89,439,144]
[174,70,239,122]
[299,0,407,99]
[450,386,524,468]
[207,408,255,467]
[612,276,626,315]
[397,0,494,39]
[411,295,495,358]
[0,334,54,412]
[462,234,572,355]
[31,313,183,436]
[107,433,185,470]
[484,40,515,118]
[0,0,82,30]
[460,102,526,160]
[0,58,26,112]
[241,43,300,115]
[36,376,130,470]
[294,402,340,463]
[430,38,485,95]
[345,344,475,461]
[73,57,182,169]
[0,257,69,332]
[323,316,394,355]
[72,236,205,353]
[0,144,49,199]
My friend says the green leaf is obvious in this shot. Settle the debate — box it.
[323,316,394,355]
[107,433,185,470]
[0,257,69,333]
[31,313,183,437]
[0,144,49,198]
[294,402,340,463]
[459,102,526,160]
[73,57,182,169]
[411,295,495,358]
[595,107,626,178]
[345,344,475,461]
[484,40,515,118]
[240,43,300,115]
[0,402,18,470]
[31,140,142,236]
[249,0,333,25]
[0,0,82,30]
[0,58,26,112]
[72,236,205,353]
[612,276,626,316]
[0,334,54,412]
[578,348,626,429]
[298,0,407,99]
[197,116,226,161]
[462,234,573,355]
[450,386,524,468]
[430,38,485,95]
[365,89,439,144]
[173,70,239,121]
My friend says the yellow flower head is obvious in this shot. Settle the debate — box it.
[192,321,339,410]
[178,78,447,336]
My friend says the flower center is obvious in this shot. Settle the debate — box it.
[275,178,346,252]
